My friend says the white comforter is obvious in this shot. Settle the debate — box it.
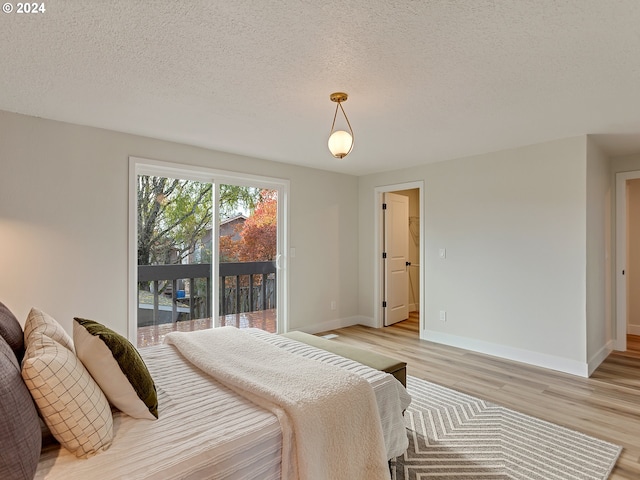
[165,327,391,480]
[36,329,410,480]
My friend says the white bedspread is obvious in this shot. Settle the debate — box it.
[36,329,410,480]
[165,327,391,480]
[246,328,410,460]
[36,344,284,479]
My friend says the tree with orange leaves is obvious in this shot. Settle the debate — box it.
[219,190,277,262]
[237,190,277,261]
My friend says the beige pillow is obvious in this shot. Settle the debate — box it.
[23,307,74,352]
[21,332,113,458]
[73,318,158,420]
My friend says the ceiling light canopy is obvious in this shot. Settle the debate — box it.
[328,92,354,159]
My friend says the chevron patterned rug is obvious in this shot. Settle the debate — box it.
[390,376,621,480]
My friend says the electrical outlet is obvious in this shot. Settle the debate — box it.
[330,300,337,310]
[439,310,447,322]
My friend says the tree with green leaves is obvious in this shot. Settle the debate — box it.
[219,184,263,219]
[137,176,212,266]
[137,176,264,266]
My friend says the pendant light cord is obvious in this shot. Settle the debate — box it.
[329,101,354,141]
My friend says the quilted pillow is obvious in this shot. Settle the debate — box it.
[74,317,158,420]
[21,332,113,458]
[0,335,41,480]
[24,307,74,352]
[0,301,25,362]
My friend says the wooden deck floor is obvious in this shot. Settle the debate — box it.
[319,313,640,480]
[136,309,276,347]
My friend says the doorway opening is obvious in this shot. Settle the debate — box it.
[375,181,423,335]
[616,170,640,351]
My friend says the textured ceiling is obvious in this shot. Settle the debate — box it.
[2,1,640,175]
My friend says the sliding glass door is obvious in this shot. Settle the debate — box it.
[217,185,279,332]
[130,159,288,346]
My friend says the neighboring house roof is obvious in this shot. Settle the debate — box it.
[200,215,247,244]
[220,214,247,226]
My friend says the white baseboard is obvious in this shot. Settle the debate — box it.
[628,324,640,335]
[292,316,368,335]
[356,316,378,328]
[587,340,614,377]
[292,319,610,378]
[423,330,590,378]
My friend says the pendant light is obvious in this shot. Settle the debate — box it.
[328,92,354,158]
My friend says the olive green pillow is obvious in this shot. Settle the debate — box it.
[73,318,158,420]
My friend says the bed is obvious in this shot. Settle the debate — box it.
[0,303,411,480]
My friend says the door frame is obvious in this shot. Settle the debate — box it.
[374,181,424,329]
[615,170,640,350]
[128,157,290,342]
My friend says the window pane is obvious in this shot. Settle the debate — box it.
[137,175,213,346]
[218,186,277,332]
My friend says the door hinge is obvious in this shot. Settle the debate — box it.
[382,301,387,308]
[382,203,387,210]
[382,252,387,259]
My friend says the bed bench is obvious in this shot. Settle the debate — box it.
[281,331,407,387]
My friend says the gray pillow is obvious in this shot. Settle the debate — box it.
[0,335,42,479]
[0,301,24,362]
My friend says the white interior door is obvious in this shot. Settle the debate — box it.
[384,192,409,326]
[616,170,640,350]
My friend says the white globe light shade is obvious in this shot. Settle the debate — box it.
[328,130,353,158]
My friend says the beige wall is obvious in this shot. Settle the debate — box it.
[0,110,360,335]
[359,136,605,375]
[585,137,612,372]
[1,108,621,376]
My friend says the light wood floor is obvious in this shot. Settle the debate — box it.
[320,313,640,479]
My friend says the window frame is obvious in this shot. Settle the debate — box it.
[128,157,290,343]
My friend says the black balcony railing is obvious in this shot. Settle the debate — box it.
[219,261,277,316]
[138,262,276,327]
